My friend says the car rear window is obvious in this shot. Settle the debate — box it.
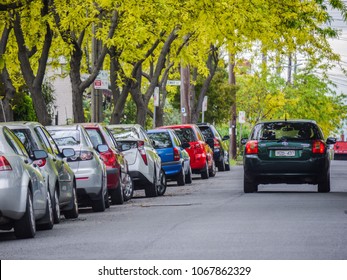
[173,128,196,143]
[148,132,173,148]
[109,127,140,140]
[251,122,323,141]
[12,129,39,156]
[48,130,80,146]
[85,128,105,147]
[199,126,214,139]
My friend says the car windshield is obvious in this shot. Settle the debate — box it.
[148,132,173,148]
[48,130,80,146]
[251,122,322,141]
[173,128,196,143]
[109,127,140,140]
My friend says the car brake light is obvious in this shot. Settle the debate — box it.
[214,138,220,149]
[100,149,117,167]
[312,140,325,154]
[34,158,47,167]
[0,156,12,171]
[173,147,180,161]
[137,140,148,165]
[245,140,258,154]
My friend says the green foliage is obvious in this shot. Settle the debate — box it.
[12,89,37,121]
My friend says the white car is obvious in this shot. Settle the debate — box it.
[106,124,166,197]
[0,125,54,239]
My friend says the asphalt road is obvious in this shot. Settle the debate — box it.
[1,161,347,260]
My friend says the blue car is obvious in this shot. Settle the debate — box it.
[147,129,192,186]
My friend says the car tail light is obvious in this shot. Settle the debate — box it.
[68,151,94,161]
[34,158,47,167]
[173,147,180,161]
[245,140,258,154]
[0,156,12,171]
[214,138,220,149]
[137,140,148,165]
[100,149,117,167]
[312,140,325,154]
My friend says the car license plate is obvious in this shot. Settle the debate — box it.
[275,150,295,157]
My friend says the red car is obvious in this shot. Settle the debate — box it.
[82,123,134,204]
[159,124,216,179]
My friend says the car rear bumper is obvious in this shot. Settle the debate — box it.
[244,155,329,184]
[129,171,152,189]
[0,184,27,221]
[106,167,120,190]
[162,161,182,177]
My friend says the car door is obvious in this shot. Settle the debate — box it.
[36,126,74,204]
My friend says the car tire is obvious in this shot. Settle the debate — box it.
[92,191,106,212]
[110,182,124,205]
[157,169,167,196]
[52,187,61,224]
[63,186,79,219]
[145,170,158,197]
[105,189,110,209]
[14,189,36,239]
[122,173,134,201]
[177,166,186,186]
[218,159,226,171]
[209,159,217,177]
[185,166,193,184]
[318,171,331,193]
[244,173,258,193]
[201,161,209,179]
[37,190,54,230]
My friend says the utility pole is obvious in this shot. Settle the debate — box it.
[229,54,237,160]
[180,64,190,124]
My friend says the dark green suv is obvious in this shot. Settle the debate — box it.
[242,120,336,193]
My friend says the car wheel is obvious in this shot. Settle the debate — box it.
[105,189,110,209]
[14,189,36,239]
[318,171,331,193]
[177,166,185,186]
[145,169,158,197]
[122,173,134,201]
[185,166,193,184]
[110,182,124,205]
[37,190,54,230]
[218,158,226,171]
[63,186,79,219]
[244,173,258,193]
[157,169,167,196]
[225,163,230,171]
[92,191,106,212]
[209,159,217,177]
[52,187,61,224]
[201,161,209,179]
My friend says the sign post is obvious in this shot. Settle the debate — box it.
[153,87,159,128]
[202,96,208,123]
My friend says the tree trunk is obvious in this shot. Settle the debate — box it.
[229,54,237,160]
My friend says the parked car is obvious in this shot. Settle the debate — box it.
[197,123,230,171]
[46,125,109,212]
[82,123,133,204]
[147,128,192,186]
[106,124,166,197]
[0,125,53,238]
[160,124,216,179]
[242,119,336,193]
[6,121,78,223]
[333,140,347,160]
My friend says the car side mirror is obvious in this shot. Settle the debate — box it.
[326,137,337,145]
[206,138,214,150]
[32,150,48,160]
[181,142,190,149]
[222,135,230,141]
[61,148,75,158]
[97,144,109,153]
[241,138,248,145]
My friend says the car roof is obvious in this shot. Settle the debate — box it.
[160,124,197,129]
[256,119,317,125]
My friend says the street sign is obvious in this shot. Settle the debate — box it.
[202,96,208,112]
[239,111,246,123]
[167,80,181,86]
[94,70,109,89]
[154,87,159,107]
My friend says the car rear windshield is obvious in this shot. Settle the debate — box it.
[199,126,214,139]
[148,132,173,148]
[85,128,105,147]
[12,129,39,156]
[48,130,80,146]
[109,127,140,140]
[250,122,323,141]
[173,128,196,143]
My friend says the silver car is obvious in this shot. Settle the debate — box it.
[0,125,54,239]
[6,121,78,223]
[46,124,108,212]
[106,124,166,197]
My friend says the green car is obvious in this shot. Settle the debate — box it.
[242,120,336,193]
